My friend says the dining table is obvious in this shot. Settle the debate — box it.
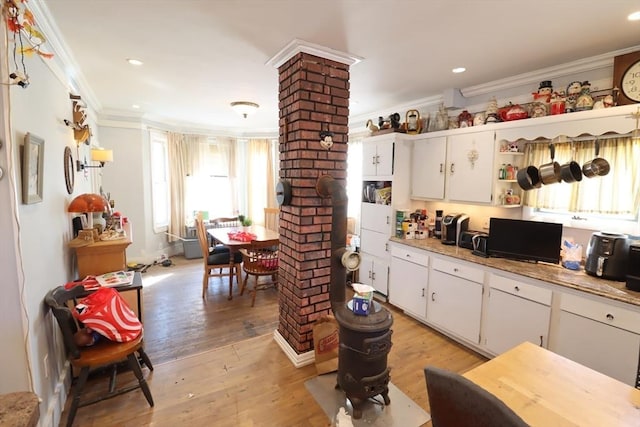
[463,341,640,426]
[207,225,279,299]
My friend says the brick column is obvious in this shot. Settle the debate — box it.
[276,52,350,356]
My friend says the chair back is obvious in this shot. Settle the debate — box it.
[45,285,87,360]
[264,208,279,232]
[424,366,528,427]
[194,214,210,262]
[240,240,279,275]
[211,217,241,228]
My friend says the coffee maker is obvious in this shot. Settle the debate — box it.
[441,213,470,245]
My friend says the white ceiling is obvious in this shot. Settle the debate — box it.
[37,0,640,135]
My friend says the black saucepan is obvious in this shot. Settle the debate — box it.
[560,142,583,183]
[517,165,541,191]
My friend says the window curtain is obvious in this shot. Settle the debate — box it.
[167,132,207,242]
[245,138,276,226]
[522,136,640,215]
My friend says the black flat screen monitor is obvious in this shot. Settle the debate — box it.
[488,218,562,264]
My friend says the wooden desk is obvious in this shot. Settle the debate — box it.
[207,225,279,299]
[74,223,132,278]
[463,342,640,426]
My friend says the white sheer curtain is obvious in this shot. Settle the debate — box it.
[522,136,640,215]
[244,138,276,226]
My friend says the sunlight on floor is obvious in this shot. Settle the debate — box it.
[142,273,174,287]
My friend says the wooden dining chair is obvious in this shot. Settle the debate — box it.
[239,240,279,306]
[424,366,528,427]
[195,214,243,299]
[263,207,279,232]
[45,285,154,427]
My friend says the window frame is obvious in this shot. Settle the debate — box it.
[149,130,170,232]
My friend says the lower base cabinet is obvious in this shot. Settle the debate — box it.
[359,252,389,296]
[427,258,483,344]
[483,274,552,355]
[554,293,640,386]
[389,244,428,320]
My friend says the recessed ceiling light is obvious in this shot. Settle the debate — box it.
[127,58,143,66]
[629,11,640,21]
[132,104,140,109]
[452,67,466,74]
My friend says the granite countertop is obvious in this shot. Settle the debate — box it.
[0,391,39,427]
[389,237,640,307]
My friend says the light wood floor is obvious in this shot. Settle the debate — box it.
[63,256,487,426]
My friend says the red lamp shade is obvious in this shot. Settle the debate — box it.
[68,193,108,213]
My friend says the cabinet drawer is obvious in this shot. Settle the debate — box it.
[560,293,640,335]
[390,244,429,267]
[431,258,484,284]
[489,274,552,306]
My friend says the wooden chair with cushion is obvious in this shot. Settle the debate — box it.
[424,366,528,427]
[263,207,279,232]
[239,240,279,306]
[45,285,154,427]
[195,214,243,299]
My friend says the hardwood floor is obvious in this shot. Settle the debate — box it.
[63,256,487,426]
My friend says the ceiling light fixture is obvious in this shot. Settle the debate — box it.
[452,67,466,74]
[628,11,640,21]
[230,101,259,118]
[127,58,143,66]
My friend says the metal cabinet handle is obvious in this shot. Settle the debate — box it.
[514,286,520,292]
[376,155,380,164]
[450,163,455,174]
[422,288,425,297]
[431,292,436,302]
[439,163,443,173]
[539,335,543,347]
[386,216,390,225]
[385,242,389,252]
[606,313,614,321]
[372,271,376,280]
[405,253,411,258]
[372,156,376,165]
[368,270,372,279]
[453,268,459,272]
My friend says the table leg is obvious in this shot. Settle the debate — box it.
[228,249,236,300]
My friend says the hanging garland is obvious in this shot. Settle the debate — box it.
[2,0,54,88]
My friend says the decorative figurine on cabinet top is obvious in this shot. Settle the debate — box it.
[574,81,594,111]
[406,109,421,134]
[457,110,473,128]
[485,97,500,123]
[532,80,553,103]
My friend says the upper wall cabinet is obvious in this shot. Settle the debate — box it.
[362,134,394,178]
[410,130,495,204]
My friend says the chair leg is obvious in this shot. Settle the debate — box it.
[241,273,249,296]
[138,347,154,371]
[251,277,257,307]
[202,270,209,299]
[66,366,90,427]
[108,365,118,394]
[236,265,242,293]
[127,353,154,407]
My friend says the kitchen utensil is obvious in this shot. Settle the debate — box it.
[559,142,582,183]
[538,143,561,185]
[582,140,610,178]
[516,165,541,191]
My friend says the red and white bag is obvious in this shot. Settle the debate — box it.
[73,287,142,342]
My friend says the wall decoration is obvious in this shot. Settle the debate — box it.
[613,50,640,105]
[22,132,44,204]
[64,146,74,194]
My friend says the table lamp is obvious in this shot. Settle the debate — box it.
[68,193,108,229]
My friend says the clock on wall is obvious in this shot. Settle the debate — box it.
[613,51,640,105]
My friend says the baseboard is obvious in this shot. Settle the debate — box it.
[41,361,70,427]
[273,329,315,368]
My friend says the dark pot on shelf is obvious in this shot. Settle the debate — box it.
[516,166,541,191]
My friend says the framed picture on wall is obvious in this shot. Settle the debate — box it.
[22,132,45,204]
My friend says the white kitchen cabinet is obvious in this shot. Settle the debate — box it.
[411,136,447,200]
[359,252,389,295]
[446,131,495,204]
[410,130,495,204]
[389,243,429,320]
[362,136,394,177]
[553,293,640,386]
[360,202,393,236]
[483,274,552,355]
[427,257,484,343]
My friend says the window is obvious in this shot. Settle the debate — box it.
[150,130,169,231]
[522,134,640,235]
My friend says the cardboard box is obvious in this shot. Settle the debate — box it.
[183,239,202,259]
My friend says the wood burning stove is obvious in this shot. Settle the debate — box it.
[316,175,394,419]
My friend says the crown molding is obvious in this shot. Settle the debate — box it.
[28,0,102,112]
[266,38,363,69]
[462,45,640,98]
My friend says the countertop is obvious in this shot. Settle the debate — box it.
[389,237,640,307]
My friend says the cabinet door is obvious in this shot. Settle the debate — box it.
[447,131,495,203]
[360,202,393,234]
[427,269,483,343]
[389,256,428,320]
[360,228,389,260]
[358,253,389,296]
[362,142,379,177]
[484,288,551,355]
[554,311,640,386]
[375,140,394,176]
[411,136,446,200]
